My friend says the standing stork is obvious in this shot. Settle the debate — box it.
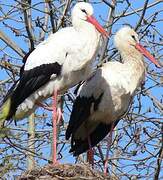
[0,2,108,165]
[66,26,160,171]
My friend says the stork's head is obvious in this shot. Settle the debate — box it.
[114,26,160,67]
[114,26,139,50]
[72,2,108,37]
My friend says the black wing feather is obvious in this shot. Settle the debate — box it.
[66,96,94,140]
[66,93,103,140]
[71,120,119,156]
[5,62,62,119]
[20,49,35,76]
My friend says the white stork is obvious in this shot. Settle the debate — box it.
[66,26,160,168]
[0,2,108,164]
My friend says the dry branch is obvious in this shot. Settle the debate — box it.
[0,31,25,57]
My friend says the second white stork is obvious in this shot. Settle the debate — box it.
[66,26,160,157]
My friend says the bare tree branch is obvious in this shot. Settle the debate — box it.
[27,113,35,170]
[144,90,163,114]
[135,0,149,31]
[47,0,56,33]
[0,30,25,57]
[39,1,49,41]
[116,1,162,18]
[57,0,71,30]
[154,124,163,180]
[98,0,116,63]
[21,0,35,50]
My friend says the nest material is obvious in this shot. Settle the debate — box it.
[18,163,114,180]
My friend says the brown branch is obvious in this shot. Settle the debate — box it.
[115,1,162,18]
[154,124,163,180]
[143,90,163,114]
[39,1,49,41]
[0,30,25,57]
[3,136,49,162]
[102,0,114,9]
[27,113,35,170]
[47,0,56,33]
[98,0,116,63]
[135,0,149,31]
[56,0,71,30]
[21,0,35,50]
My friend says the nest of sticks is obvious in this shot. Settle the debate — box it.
[18,163,115,180]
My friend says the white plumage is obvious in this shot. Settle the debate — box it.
[0,2,108,120]
[66,26,160,156]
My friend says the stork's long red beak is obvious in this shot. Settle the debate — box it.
[86,15,109,37]
[135,43,161,68]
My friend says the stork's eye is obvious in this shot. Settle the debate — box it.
[81,9,87,14]
[131,35,136,41]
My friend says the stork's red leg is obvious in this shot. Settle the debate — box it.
[87,135,94,167]
[36,94,63,165]
[104,124,114,174]
[52,90,58,165]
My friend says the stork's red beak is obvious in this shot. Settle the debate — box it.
[86,15,109,37]
[135,43,161,68]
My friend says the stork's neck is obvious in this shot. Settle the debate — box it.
[120,49,146,93]
[80,23,100,44]
[73,18,100,38]
[121,48,145,70]
[77,22,99,37]
[76,22,100,60]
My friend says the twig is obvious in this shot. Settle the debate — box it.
[0,30,25,57]
[57,0,71,30]
[143,90,163,114]
[115,1,162,18]
[98,0,116,63]
[135,0,149,31]
[39,1,49,41]
[47,0,56,33]
[21,0,35,50]
[154,123,163,180]
[102,0,114,9]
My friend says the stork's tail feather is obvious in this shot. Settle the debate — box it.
[0,126,11,139]
[0,98,12,139]
[0,98,12,123]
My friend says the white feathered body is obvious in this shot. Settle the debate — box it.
[15,26,100,119]
[75,59,145,139]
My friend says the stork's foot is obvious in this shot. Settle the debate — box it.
[52,160,59,166]
[87,148,94,168]
[48,159,59,166]
[36,101,53,111]
[36,101,63,122]
[87,135,94,168]
[104,158,109,174]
